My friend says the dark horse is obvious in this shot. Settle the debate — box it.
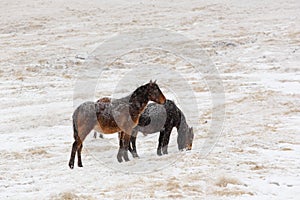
[128,99,194,158]
[68,80,166,169]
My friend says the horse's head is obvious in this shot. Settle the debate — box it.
[185,127,194,150]
[147,80,166,104]
[178,126,194,151]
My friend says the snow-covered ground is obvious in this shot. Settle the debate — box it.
[0,0,299,199]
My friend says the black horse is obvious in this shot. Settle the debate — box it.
[128,99,194,158]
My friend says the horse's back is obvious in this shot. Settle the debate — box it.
[136,102,167,134]
[96,97,131,134]
[73,101,97,121]
[136,100,182,133]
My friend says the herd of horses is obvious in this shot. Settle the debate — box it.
[68,80,194,169]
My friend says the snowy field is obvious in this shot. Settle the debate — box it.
[0,0,299,199]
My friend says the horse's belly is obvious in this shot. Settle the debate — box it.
[96,105,138,134]
[139,124,162,135]
[94,119,120,134]
[138,116,165,134]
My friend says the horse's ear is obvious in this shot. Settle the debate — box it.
[154,79,157,84]
[150,80,153,84]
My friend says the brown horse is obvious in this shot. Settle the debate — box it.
[68,80,166,169]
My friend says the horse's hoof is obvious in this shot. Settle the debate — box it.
[157,150,162,156]
[133,154,139,158]
[124,155,130,162]
[78,163,83,167]
[131,151,139,158]
[69,163,74,169]
[117,157,123,163]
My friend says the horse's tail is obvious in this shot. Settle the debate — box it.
[72,115,79,140]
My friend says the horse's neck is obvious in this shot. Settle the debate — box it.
[177,112,188,133]
[129,86,149,116]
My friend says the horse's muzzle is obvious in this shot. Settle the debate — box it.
[159,96,166,104]
[186,144,192,151]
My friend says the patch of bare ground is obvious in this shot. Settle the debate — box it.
[213,188,254,196]
[26,147,51,157]
[278,140,300,145]
[251,165,265,171]
[167,194,184,199]
[213,176,252,197]
[280,147,293,151]
[182,184,203,194]
[0,151,25,159]
[215,176,244,187]
[166,176,181,193]
[51,192,96,200]
[0,148,52,161]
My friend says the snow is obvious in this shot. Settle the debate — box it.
[0,0,299,199]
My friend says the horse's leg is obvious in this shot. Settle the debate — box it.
[69,120,80,169]
[69,137,83,169]
[77,143,83,167]
[130,136,139,158]
[117,131,130,162]
[157,130,164,156]
[73,125,95,167]
[69,102,97,169]
[117,132,124,162]
[69,139,78,169]
[162,127,173,155]
[129,129,139,158]
[122,132,131,161]
[128,138,133,153]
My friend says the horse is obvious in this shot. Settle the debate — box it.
[68,80,166,169]
[128,99,194,158]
